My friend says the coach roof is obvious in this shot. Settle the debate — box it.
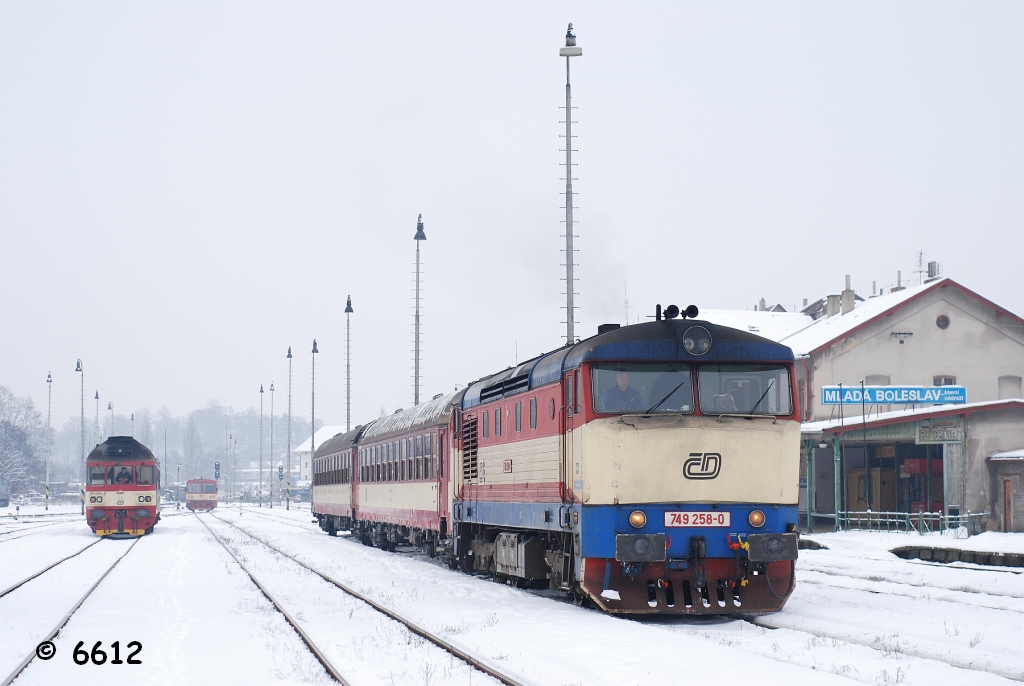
[313,425,367,458]
[361,391,460,443]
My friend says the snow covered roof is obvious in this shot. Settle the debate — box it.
[989,448,1024,461]
[802,399,1024,435]
[293,426,346,454]
[778,278,948,356]
[699,309,814,343]
[361,391,459,441]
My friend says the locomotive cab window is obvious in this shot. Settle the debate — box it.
[137,466,155,485]
[592,363,694,414]
[109,465,135,485]
[698,364,793,415]
[89,466,106,485]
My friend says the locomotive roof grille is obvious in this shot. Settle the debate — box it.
[87,436,156,463]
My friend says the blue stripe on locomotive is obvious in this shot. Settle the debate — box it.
[580,504,798,559]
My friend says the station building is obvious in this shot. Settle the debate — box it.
[293,425,345,486]
[705,276,1024,532]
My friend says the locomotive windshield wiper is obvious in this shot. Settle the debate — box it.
[645,380,690,414]
[746,379,775,415]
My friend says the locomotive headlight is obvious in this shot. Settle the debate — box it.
[682,326,712,355]
[96,496,102,503]
[145,496,152,502]
[628,510,647,528]
[138,496,145,502]
[748,510,766,527]
[89,496,96,503]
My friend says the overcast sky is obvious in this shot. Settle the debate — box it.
[2,2,1022,432]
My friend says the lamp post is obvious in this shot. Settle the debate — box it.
[108,402,114,436]
[46,372,52,511]
[311,339,318,496]
[286,346,293,510]
[76,359,84,514]
[259,384,264,507]
[94,391,99,447]
[131,413,135,438]
[224,421,232,496]
[560,23,582,345]
[413,217,425,405]
[345,296,353,431]
[176,463,181,510]
[269,382,275,508]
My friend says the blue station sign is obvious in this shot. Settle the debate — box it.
[821,385,966,405]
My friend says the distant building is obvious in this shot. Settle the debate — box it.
[293,426,345,485]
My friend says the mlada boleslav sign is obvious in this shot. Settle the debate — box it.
[821,385,966,405]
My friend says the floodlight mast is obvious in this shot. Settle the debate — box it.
[560,24,582,345]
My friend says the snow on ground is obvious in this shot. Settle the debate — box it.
[217,507,855,685]
[10,513,330,686]
[4,506,1022,685]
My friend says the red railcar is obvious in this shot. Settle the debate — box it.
[185,479,218,511]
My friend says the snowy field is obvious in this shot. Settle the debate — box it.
[2,506,1022,686]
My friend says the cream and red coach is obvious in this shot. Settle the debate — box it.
[86,436,161,536]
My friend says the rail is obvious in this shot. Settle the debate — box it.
[0,539,103,599]
[206,512,531,686]
[814,510,990,538]
[1,537,140,686]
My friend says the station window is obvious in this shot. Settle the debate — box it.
[934,375,957,386]
[515,401,522,432]
[530,397,537,429]
[495,408,502,437]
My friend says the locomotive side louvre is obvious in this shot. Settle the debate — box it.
[85,436,161,537]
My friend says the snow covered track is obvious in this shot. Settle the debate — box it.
[0,521,75,542]
[0,539,101,599]
[194,513,351,685]
[202,512,524,686]
[0,537,139,686]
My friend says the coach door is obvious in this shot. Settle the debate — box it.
[437,428,449,535]
[563,370,581,501]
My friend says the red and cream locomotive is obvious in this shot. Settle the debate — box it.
[85,436,161,536]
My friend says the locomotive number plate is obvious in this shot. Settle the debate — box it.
[664,511,731,527]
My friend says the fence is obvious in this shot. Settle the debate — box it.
[811,510,989,538]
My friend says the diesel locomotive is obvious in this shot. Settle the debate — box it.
[86,436,161,536]
[313,311,800,614]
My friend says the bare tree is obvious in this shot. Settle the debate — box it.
[0,387,44,491]
[182,415,204,480]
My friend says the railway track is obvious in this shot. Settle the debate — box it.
[0,537,140,686]
[199,512,530,686]
[0,520,78,541]
[0,539,103,599]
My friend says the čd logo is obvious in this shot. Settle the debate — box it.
[684,453,721,480]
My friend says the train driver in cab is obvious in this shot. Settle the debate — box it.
[600,368,644,412]
[114,466,134,485]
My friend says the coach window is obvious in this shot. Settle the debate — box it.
[425,433,433,478]
[438,434,445,478]
[515,401,522,432]
[416,434,424,479]
[530,397,537,429]
[495,408,502,437]
[89,466,106,486]
[482,410,489,439]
